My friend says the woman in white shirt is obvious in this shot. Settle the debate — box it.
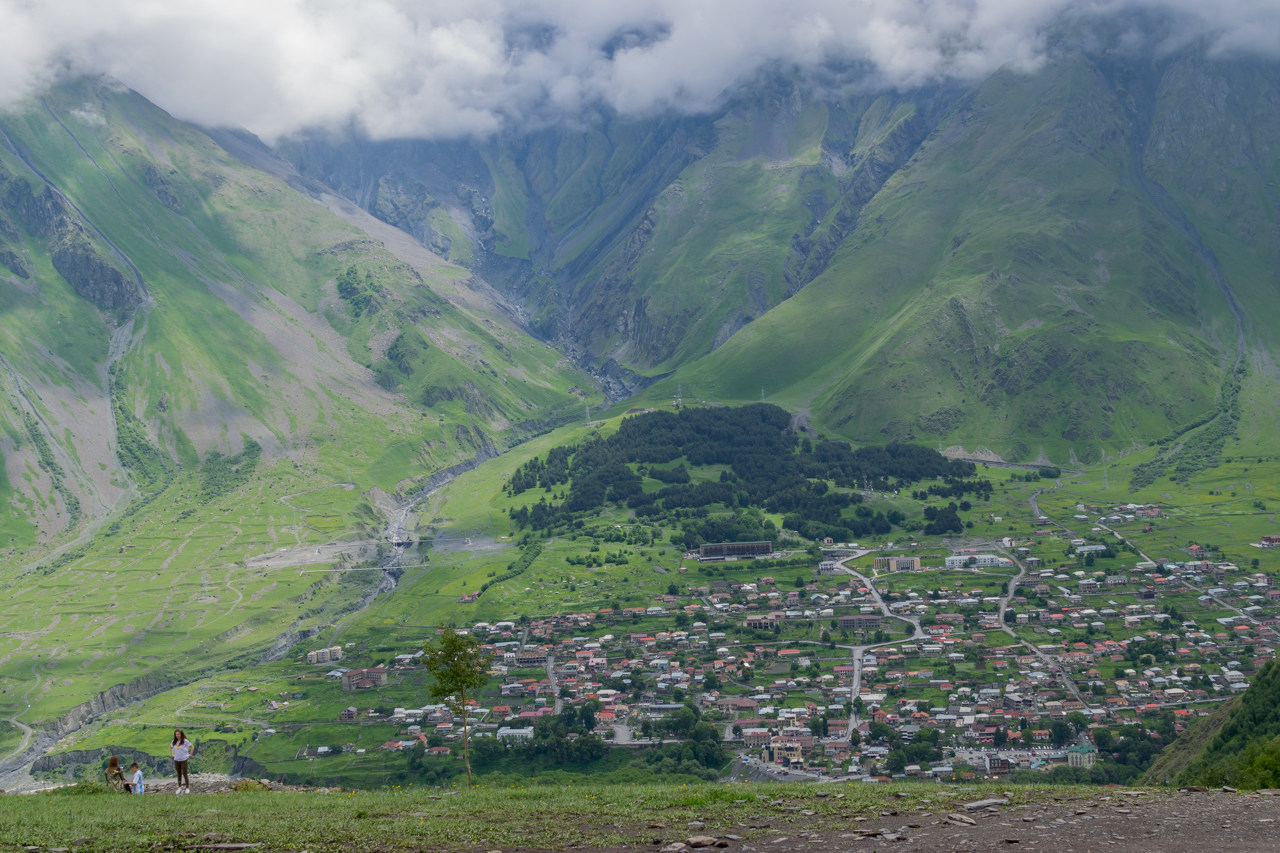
[170,728,194,794]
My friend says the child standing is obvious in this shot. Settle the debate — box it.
[171,728,193,794]
[130,762,145,795]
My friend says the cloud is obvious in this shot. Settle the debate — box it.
[0,0,1277,141]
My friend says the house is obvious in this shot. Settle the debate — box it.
[838,613,882,631]
[945,555,1008,569]
[307,646,343,665]
[1003,693,1035,713]
[339,706,359,721]
[699,541,773,560]
[516,652,548,667]
[873,556,922,572]
[743,728,772,748]
[1067,744,1098,768]
[718,697,759,716]
[341,667,388,692]
[497,726,535,741]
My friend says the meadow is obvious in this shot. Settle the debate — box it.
[0,778,1124,852]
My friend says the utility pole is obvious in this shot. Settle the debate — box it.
[761,387,765,403]
[585,402,590,423]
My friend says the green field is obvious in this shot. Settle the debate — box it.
[0,781,1123,852]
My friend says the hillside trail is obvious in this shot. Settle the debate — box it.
[314,445,502,651]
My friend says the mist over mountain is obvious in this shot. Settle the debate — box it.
[2,2,1280,139]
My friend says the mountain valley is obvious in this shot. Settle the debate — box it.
[2,12,1280,799]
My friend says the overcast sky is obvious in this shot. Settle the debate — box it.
[0,0,1277,140]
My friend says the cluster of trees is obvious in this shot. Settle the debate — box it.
[200,439,261,502]
[470,708,609,769]
[508,445,573,494]
[635,708,728,781]
[476,541,542,597]
[922,502,965,535]
[1009,467,1061,482]
[912,478,993,501]
[868,722,945,772]
[508,404,972,543]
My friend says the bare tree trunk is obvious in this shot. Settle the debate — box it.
[462,699,472,787]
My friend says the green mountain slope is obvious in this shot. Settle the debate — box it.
[0,79,604,732]
[280,26,1280,467]
[1146,660,1280,787]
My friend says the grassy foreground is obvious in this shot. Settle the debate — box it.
[0,782,1113,852]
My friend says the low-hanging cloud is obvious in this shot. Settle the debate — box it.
[0,0,1277,141]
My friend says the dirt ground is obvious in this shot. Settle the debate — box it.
[644,790,1280,853]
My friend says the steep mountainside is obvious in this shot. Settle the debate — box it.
[0,80,607,738]
[280,23,1280,466]
[0,80,604,558]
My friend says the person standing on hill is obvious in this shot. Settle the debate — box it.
[170,729,193,794]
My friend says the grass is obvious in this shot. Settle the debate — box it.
[0,781,1127,852]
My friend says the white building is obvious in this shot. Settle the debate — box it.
[945,554,1008,569]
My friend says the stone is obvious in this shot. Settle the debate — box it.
[687,836,718,848]
[947,813,977,826]
[1181,787,1208,793]
[650,824,668,829]
[724,835,744,841]
[688,822,706,830]
[662,844,688,853]
[963,799,1008,811]
[1223,786,1239,793]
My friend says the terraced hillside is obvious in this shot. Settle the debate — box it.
[0,79,604,749]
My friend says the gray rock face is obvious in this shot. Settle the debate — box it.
[1,176,139,308]
[31,745,167,776]
[144,163,182,211]
[55,674,177,735]
[0,248,28,278]
[51,232,138,309]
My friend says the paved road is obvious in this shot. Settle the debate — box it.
[546,656,563,713]
[836,558,925,641]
